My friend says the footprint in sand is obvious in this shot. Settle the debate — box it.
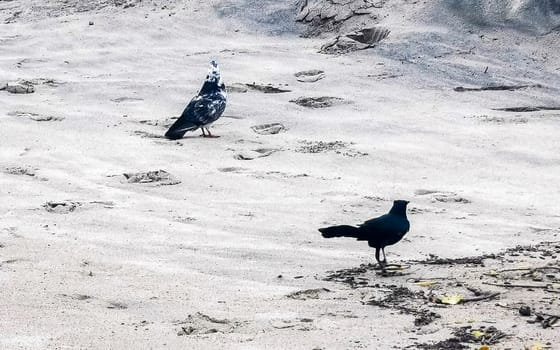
[233,148,280,160]
[294,69,325,83]
[122,170,181,186]
[295,140,368,157]
[414,189,470,204]
[43,200,115,214]
[286,288,331,300]
[174,312,245,336]
[111,97,144,103]
[251,123,286,135]
[231,82,291,94]
[290,96,348,108]
[8,111,64,122]
[3,166,36,177]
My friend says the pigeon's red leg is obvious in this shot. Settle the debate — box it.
[204,128,220,138]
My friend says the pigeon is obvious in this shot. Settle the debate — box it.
[165,60,227,139]
[319,200,410,266]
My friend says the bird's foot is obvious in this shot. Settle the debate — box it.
[374,263,411,277]
[373,263,387,270]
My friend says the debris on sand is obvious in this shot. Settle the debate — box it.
[452,326,507,345]
[416,254,496,265]
[251,123,286,135]
[454,84,543,92]
[290,96,347,108]
[413,338,468,350]
[320,27,390,54]
[43,201,81,214]
[493,106,560,112]
[123,170,181,186]
[4,166,36,177]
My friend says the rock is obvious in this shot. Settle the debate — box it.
[519,305,532,316]
[320,27,390,54]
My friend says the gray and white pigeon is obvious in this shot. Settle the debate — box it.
[165,60,227,139]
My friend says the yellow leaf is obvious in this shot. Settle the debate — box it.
[439,294,464,305]
[416,281,439,287]
[472,330,486,339]
[528,343,546,350]
[480,346,490,350]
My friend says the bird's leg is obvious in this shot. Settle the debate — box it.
[382,247,405,270]
[200,128,207,137]
[203,127,220,138]
[381,248,387,264]
[374,248,386,270]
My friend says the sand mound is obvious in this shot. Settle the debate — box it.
[442,0,560,33]
[216,0,302,34]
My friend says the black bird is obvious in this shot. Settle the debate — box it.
[319,200,410,266]
[165,60,227,139]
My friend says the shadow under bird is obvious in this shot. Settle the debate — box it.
[319,200,410,266]
[165,60,227,139]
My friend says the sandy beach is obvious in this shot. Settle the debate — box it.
[1,1,560,349]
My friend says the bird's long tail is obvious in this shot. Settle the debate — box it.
[164,120,199,140]
[319,225,360,238]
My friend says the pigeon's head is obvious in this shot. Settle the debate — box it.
[390,200,409,216]
[206,60,223,86]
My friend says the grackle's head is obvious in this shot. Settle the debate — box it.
[390,200,409,215]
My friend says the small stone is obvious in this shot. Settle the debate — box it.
[89,21,94,25]
[519,305,532,316]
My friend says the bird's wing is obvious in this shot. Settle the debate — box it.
[182,94,226,126]
[357,214,408,241]
[358,215,387,228]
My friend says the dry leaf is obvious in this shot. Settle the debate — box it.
[439,294,464,305]
[473,330,487,339]
[527,343,547,350]
[416,281,438,287]
[480,346,490,350]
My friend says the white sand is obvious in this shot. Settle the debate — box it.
[1,1,559,349]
